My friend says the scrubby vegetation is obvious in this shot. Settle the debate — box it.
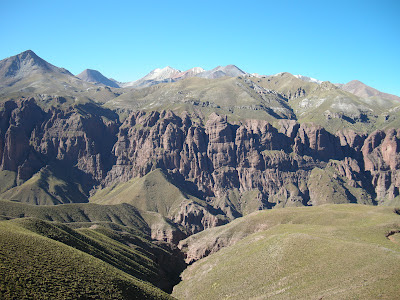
[0,219,175,299]
[173,204,400,299]
[0,200,150,233]
[0,201,185,299]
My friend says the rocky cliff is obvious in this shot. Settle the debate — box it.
[0,98,119,194]
[0,98,399,227]
[103,106,398,215]
[362,129,400,201]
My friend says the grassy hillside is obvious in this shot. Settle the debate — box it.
[0,64,123,105]
[0,166,88,205]
[381,196,400,207]
[173,204,400,300]
[90,169,227,233]
[105,76,295,124]
[0,218,175,299]
[252,73,400,133]
[0,200,186,243]
[0,200,149,232]
[91,169,197,215]
[0,170,17,194]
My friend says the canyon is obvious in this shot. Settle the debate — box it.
[0,50,399,299]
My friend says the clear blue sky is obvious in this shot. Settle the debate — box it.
[1,0,399,95]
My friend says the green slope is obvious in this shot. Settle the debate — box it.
[0,200,149,232]
[91,169,193,214]
[92,169,202,215]
[90,169,227,233]
[0,218,175,300]
[0,166,88,205]
[173,204,400,300]
[0,170,17,194]
[106,76,295,123]
[252,73,400,133]
[0,200,187,292]
[0,200,185,243]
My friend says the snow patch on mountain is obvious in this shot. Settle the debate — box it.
[294,75,322,84]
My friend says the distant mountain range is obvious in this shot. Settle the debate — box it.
[2,50,398,103]
[119,65,247,88]
[72,59,400,104]
[119,66,204,88]
[1,50,399,134]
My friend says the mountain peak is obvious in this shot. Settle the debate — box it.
[225,64,239,69]
[146,66,181,80]
[20,49,36,56]
[76,69,120,88]
[197,64,247,79]
[348,79,363,84]
[121,66,182,88]
[341,80,400,101]
[0,50,71,79]
[15,50,46,67]
[163,66,176,71]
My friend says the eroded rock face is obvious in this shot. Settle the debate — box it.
[104,108,390,215]
[362,129,400,201]
[31,106,118,183]
[106,111,292,206]
[172,200,227,234]
[1,98,399,224]
[0,99,46,182]
[0,98,119,190]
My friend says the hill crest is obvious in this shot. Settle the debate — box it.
[76,68,120,88]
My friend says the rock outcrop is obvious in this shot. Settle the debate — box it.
[362,129,400,201]
[104,107,395,215]
[1,98,399,226]
[0,98,119,191]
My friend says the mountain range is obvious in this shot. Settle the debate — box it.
[0,50,399,299]
[70,57,400,106]
[118,64,249,88]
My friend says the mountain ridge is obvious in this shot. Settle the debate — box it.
[1,50,399,99]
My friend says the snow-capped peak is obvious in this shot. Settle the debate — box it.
[294,75,322,84]
[144,66,181,81]
[187,67,205,74]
